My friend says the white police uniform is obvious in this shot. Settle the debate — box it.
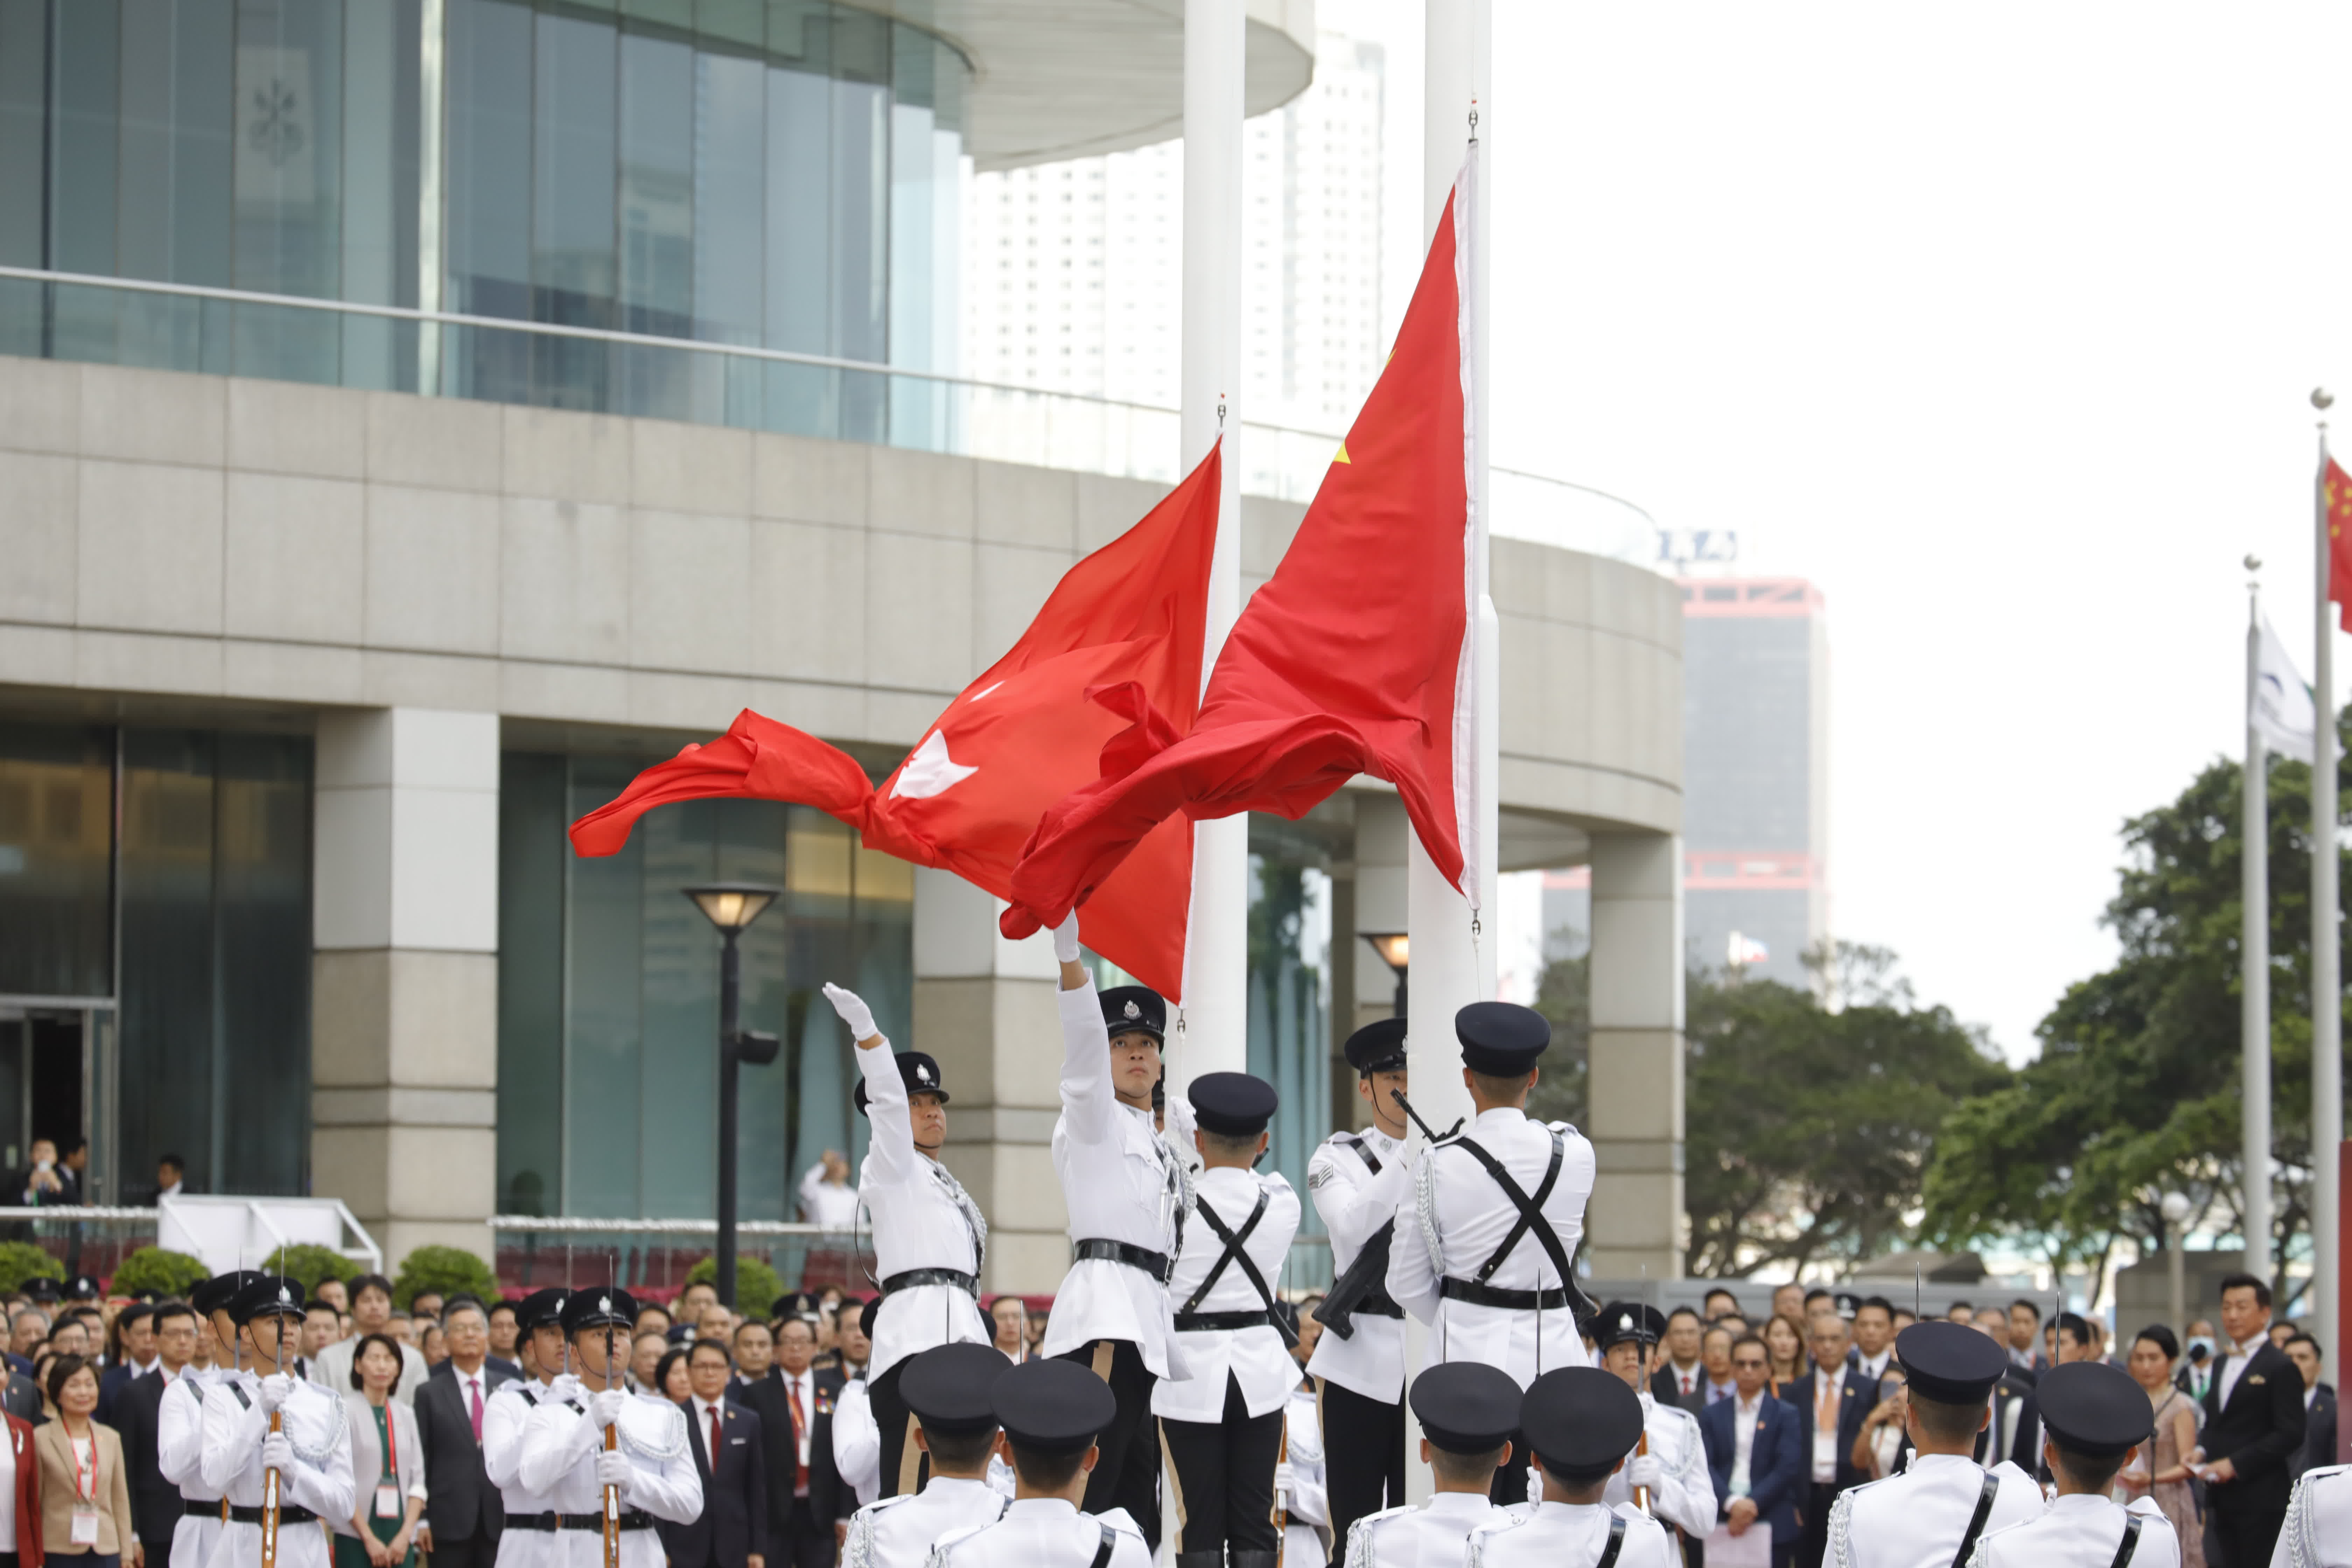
[854,1043,992,1379]
[1306,1124,1410,1400]
[833,1375,881,1507]
[1466,1501,1675,1568]
[1598,1391,1716,1540]
[483,1373,575,1568]
[1387,1105,1595,1384]
[1967,1493,2179,1568]
[2273,1462,2352,1567]
[1039,982,1187,1378]
[1343,1493,1507,1568]
[514,1381,702,1568]
[158,1366,225,1568]
[198,1369,354,1568]
[925,1498,1152,1568]
[1152,1158,1300,1423]
[1281,1384,1330,1568]
[1828,1453,2042,1568]
[843,1476,1008,1568]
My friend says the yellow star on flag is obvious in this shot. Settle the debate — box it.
[1333,441,1351,465]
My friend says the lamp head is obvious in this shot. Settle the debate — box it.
[2160,1191,2191,1225]
[1363,932,1410,974]
[684,882,783,934]
[2315,387,2335,411]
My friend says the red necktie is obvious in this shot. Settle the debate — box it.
[710,1407,723,1470]
[468,1379,483,1442]
[786,1380,807,1493]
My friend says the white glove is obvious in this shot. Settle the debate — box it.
[257,1373,295,1413]
[1052,910,1081,963]
[822,983,878,1042]
[1624,1453,1662,1491]
[545,1373,582,1404]
[261,1433,295,1474]
[1274,1461,1295,1497]
[594,1449,632,1494]
[588,1389,628,1430]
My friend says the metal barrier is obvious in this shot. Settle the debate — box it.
[0,1207,159,1282]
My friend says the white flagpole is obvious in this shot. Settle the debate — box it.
[2314,388,2342,1370]
[1172,0,1248,1089]
[2244,564,2272,1283]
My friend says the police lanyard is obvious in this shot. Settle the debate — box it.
[380,1405,398,1480]
[69,1422,95,1501]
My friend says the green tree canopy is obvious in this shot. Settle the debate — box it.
[1923,726,2342,1302]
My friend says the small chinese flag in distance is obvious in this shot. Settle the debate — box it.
[2328,457,2352,632]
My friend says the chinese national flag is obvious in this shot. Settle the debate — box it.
[566,446,1224,999]
[2328,457,2352,632]
[1000,164,1483,940]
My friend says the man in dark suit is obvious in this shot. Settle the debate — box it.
[413,1298,519,1568]
[2196,1272,2309,1568]
[1651,1306,1708,1413]
[2283,1331,2336,1481]
[98,1303,157,1424]
[658,1338,769,1568]
[1786,1312,1873,1568]
[733,1315,846,1568]
[110,1300,198,1559]
[1701,1333,1804,1568]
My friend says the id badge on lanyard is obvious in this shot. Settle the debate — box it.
[70,1434,99,1544]
[377,1408,403,1516]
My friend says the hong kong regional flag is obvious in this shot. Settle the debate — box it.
[2329,457,2352,631]
[1001,159,1485,940]
[568,446,1223,998]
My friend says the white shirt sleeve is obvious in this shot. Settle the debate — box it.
[1657,1415,1717,1539]
[832,1381,880,1498]
[1384,1149,1440,1323]
[856,1039,915,1186]
[1058,980,1118,1146]
[798,1163,826,1219]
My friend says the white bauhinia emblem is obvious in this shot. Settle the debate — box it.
[599,1295,611,1312]
[890,730,979,801]
[278,1286,291,1303]
[915,1063,932,1084]
[1124,1001,1141,1020]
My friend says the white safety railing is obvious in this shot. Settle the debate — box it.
[0,266,1664,570]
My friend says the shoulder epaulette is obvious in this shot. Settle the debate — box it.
[1344,1504,1417,1568]
[1463,1509,1530,1568]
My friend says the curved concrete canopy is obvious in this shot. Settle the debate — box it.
[870,0,1318,169]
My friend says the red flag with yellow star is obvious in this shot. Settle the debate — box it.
[2329,457,2352,630]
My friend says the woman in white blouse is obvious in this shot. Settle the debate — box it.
[336,1334,426,1568]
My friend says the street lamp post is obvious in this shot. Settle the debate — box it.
[1363,933,1409,1019]
[2160,1191,2191,1340]
[685,883,784,1310]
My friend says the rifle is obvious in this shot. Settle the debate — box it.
[1388,1089,1463,1146]
[262,1306,285,1568]
[603,1319,620,1568]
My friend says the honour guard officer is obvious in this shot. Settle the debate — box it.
[1590,1304,1715,1541]
[1278,1370,1330,1568]
[484,1289,573,1568]
[1966,1360,2178,1568]
[1341,1362,1514,1566]
[160,1274,258,1568]
[1466,1366,1673,1568]
[2273,1462,2352,1567]
[1154,1071,1301,1568]
[1307,1018,1415,1550]
[822,983,993,1498]
[198,1276,355,1568]
[840,1344,1011,1567]
[516,1288,702,1568]
[1828,1322,2040,1568]
[1386,1002,1596,1505]
[1040,912,1189,1538]
[924,1358,1152,1568]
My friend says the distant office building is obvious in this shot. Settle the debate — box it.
[1543,577,1828,990]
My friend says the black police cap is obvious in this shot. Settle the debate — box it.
[1408,1361,1522,1455]
[1099,986,1166,1044]
[1594,1301,1655,1352]
[1832,1291,1862,1320]
[856,1296,881,1339]
[899,1343,1007,1436]
[1521,1366,1645,1482]
[771,1292,821,1324]
[1344,1017,1409,1076]
[230,1276,305,1326]
[1455,1001,1548,1076]
[992,1357,1116,1454]
[23,1278,59,1303]
[853,1051,951,1116]
[1190,1071,1278,1136]
[516,1288,569,1332]
[192,1271,267,1317]
[1895,1320,2009,1404]
[560,1287,637,1335]
[66,1275,99,1301]
[2037,1360,2155,1457]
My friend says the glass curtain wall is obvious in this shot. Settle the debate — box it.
[497,750,912,1221]
[1246,816,1334,1285]
[0,721,312,1200]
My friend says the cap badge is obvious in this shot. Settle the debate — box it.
[1124,1001,1141,1020]
[278,1286,291,1303]
[916,1063,932,1084]
[600,1295,611,1312]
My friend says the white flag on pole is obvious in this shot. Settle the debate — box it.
[2254,614,2318,756]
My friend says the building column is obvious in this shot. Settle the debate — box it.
[1342,793,1409,1130]
[911,868,1065,1294]
[309,709,500,1272]
[1586,831,1685,1278]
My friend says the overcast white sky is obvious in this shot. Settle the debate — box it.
[1377,1,2352,1062]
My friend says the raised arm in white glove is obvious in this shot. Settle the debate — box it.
[1052,910,1081,964]
[822,982,880,1045]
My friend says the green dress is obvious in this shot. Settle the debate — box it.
[332,1405,414,1568]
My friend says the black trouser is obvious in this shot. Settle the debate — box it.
[1161,1372,1281,1557]
[2211,1504,2286,1568]
[1318,1379,1405,1566]
[1798,1482,1843,1568]
[1055,1339,1159,1546]
[422,1531,497,1568]
[773,1497,832,1568]
[869,1361,924,1499]
[1485,1431,1530,1506]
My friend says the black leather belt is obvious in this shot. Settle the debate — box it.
[1440,1277,1574,1311]
[1352,1290,1405,1319]
[1074,1239,1171,1284]
[508,1512,656,1532]
[1172,1309,1269,1333]
[227,1505,317,1525]
[881,1267,979,1296]
[182,1500,225,1519]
